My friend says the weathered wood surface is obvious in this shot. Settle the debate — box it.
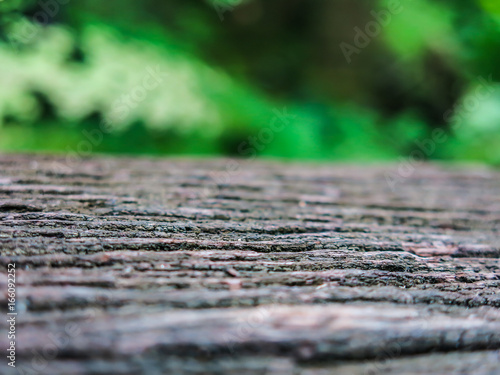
[0,154,499,374]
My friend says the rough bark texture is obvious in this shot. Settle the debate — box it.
[0,154,499,374]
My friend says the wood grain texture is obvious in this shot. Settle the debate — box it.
[0,154,499,374]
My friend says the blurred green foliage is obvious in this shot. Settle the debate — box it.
[0,0,499,163]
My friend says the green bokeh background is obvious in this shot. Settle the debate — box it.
[1,0,499,163]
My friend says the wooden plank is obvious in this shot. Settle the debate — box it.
[0,155,499,374]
